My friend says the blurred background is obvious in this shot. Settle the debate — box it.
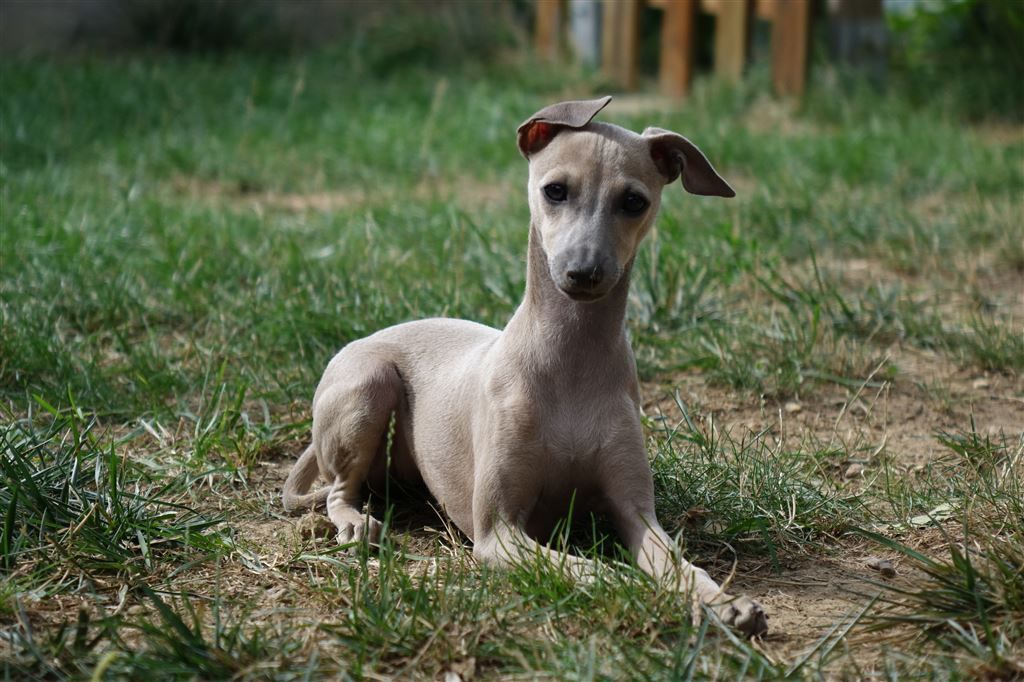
[2,0,1022,408]
[2,0,1022,119]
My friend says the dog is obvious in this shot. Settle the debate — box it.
[282,96,768,637]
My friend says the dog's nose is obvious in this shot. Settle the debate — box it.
[565,265,604,290]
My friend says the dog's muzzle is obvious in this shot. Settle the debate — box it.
[558,263,614,301]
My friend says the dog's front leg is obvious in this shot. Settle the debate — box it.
[473,524,599,582]
[611,498,768,637]
[470,452,599,582]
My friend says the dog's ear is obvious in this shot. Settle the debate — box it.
[517,96,612,158]
[643,127,735,198]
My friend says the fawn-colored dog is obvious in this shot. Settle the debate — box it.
[283,96,767,636]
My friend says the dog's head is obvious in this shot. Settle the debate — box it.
[518,96,734,302]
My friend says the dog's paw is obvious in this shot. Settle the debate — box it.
[336,515,383,549]
[710,594,768,638]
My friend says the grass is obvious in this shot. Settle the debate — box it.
[0,402,226,592]
[2,35,1022,680]
[647,396,862,562]
[859,425,1024,677]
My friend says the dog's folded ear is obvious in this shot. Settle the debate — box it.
[517,96,612,158]
[643,127,735,198]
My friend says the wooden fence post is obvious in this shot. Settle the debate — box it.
[714,0,749,83]
[771,0,810,96]
[659,0,697,97]
[536,0,564,59]
[601,0,642,90]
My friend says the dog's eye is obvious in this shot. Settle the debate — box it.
[543,183,568,203]
[622,191,649,216]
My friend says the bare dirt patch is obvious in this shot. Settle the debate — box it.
[969,123,1024,147]
[167,174,516,214]
[649,347,1021,468]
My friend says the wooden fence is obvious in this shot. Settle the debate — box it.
[536,0,817,97]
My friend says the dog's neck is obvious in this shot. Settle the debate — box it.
[504,222,632,364]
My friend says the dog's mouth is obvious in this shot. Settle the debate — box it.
[560,287,607,303]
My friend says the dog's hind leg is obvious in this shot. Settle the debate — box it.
[312,351,403,546]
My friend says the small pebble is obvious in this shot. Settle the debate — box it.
[866,556,897,578]
[844,463,865,478]
[784,401,802,414]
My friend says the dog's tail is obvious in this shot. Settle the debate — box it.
[282,444,329,513]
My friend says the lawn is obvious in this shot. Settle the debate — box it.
[2,44,1022,679]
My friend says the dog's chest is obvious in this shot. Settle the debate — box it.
[539,389,636,466]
